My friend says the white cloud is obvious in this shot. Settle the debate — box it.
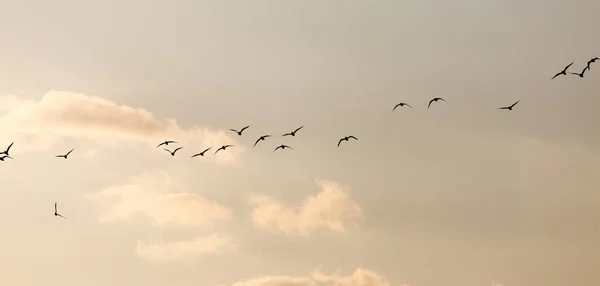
[86,172,232,227]
[249,180,363,236]
[136,234,237,262]
[231,268,393,286]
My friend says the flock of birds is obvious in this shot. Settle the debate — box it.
[0,57,597,219]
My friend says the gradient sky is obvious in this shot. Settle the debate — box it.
[0,1,599,286]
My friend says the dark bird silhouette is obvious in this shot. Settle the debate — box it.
[586,57,599,71]
[215,145,233,154]
[191,147,212,158]
[54,202,66,219]
[393,103,412,111]
[337,136,358,147]
[428,97,447,108]
[282,126,304,137]
[55,149,74,159]
[498,100,520,111]
[254,135,271,147]
[230,125,250,136]
[570,66,587,78]
[0,142,13,156]
[164,147,183,156]
[0,155,13,161]
[273,145,292,152]
[156,140,177,148]
[551,62,574,79]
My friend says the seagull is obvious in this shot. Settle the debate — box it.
[586,57,599,71]
[337,136,358,147]
[156,140,177,148]
[0,142,13,156]
[215,145,234,154]
[230,125,250,136]
[191,147,212,158]
[55,149,74,159]
[164,147,183,156]
[282,126,304,137]
[428,97,447,108]
[570,66,587,78]
[498,100,520,111]
[54,202,66,219]
[0,155,13,161]
[551,62,574,79]
[393,102,412,111]
[254,135,271,147]
[273,144,292,152]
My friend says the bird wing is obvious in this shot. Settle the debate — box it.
[510,100,520,108]
[55,155,64,158]
[439,98,447,102]
[163,148,172,153]
[551,72,561,79]
[240,125,250,132]
[214,148,222,154]
[57,214,66,219]
[167,141,176,144]
[229,129,238,133]
[225,145,233,148]
[253,138,261,147]
[202,147,212,153]
[337,138,344,147]
[173,147,183,153]
[294,126,304,133]
[156,142,165,148]
[406,104,413,108]
[428,99,434,108]
[283,145,292,149]
[349,136,358,140]
[191,153,201,158]
[564,62,574,71]
[6,142,13,152]
[55,202,57,212]
[66,149,74,156]
[282,132,292,136]
[273,146,282,152]
[498,106,509,110]
[393,104,400,111]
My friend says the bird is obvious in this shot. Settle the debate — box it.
[54,202,66,219]
[156,140,177,148]
[338,136,358,147]
[191,147,211,158]
[164,147,183,156]
[55,149,74,159]
[0,155,13,161]
[273,145,292,152]
[0,142,13,156]
[551,62,574,79]
[498,100,520,111]
[282,126,304,137]
[215,145,234,154]
[254,135,272,147]
[428,97,447,108]
[230,125,250,136]
[393,102,412,111]
[570,66,587,78]
[586,57,599,71]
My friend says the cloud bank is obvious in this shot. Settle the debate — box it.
[136,234,237,262]
[231,268,392,286]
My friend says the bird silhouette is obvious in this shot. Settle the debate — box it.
[282,126,304,137]
[338,136,358,147]
[586,57,599,71]
[215,145,234,154]
[230,126,250,136]
[55,149,74,159]
[191,147,211,158]
[164,147,183,156]
[254,135,271,147]
[54,202,66,219]
[393,102,412,111]
[551,62,574,79]
[0,142,13,156]
[156,140,177,148]
[428,97,447,108]
[570,66,587,78]
[273,145,292,152]
[0,155,13,161]
[498,100,520,111]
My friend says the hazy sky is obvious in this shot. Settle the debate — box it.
[0,1,599,286]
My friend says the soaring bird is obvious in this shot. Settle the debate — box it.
[230,125,250,136]
[498,100,520,111]
[0,155,13,161]
[337,136,358,147]
[273,145,292,152]
[393,102,412,111]
[156,140,177,148]
[191,147,211,158]
[54,202,66,219]
[55,149,74,159]
[570,66,587,78]
[282,126,304,137]
[254,135,271,147]
[586,57,599,71]
[215,145,234,154]
[0,142,13,156]
[428,97,447,108]
[164,147,183,156]
[551,62,574,79]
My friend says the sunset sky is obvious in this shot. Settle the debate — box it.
[1,1,599,286]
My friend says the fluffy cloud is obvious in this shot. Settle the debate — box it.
[136,234,237,262]
[231,268,392,286]
[86,172,232,227]
[249,180,363,236]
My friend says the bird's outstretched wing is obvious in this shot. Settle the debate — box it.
[393,104,401,111]
[337,138,344,147]
[551,72,561,79]
[66,149,74,156]
[173,147,183,154]
[5,142,13,153]
[510,100,520,108]
[563,62,574,72]
[273,146,282,152]
[202,147,211,154]
[229,128,238,133]
[163,148,172,153]
[428,99,435,108]
[406,104,413,108]
[57,213,66,219]
[156,142,165,148]
[348,136,358,140]
[253,138,262,147]
[240,125,250,132]
[191,153,202,158]
[282,132,292,136]
[294,126,304,133]
[498,106,509,110]
[55,202,57,213]
[214,148,222,154]
[439,98,447,103]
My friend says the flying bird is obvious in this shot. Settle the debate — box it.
[586,57,599,71]
[337,136,358,147]
[551,62,574,79]
[570,66,587,78]
[156,140,177,148]
[393,102,412,111]
[191,147,212,158]
[164,147,183,156]
[54,202,66,219]
[55,149,74,159]
[230,125,250,136]
[273,144,292,152]
[498,100,520,111]
[0,142,13,156]
[0,155,13,161]
[215,145,234,154]
[282,126,304,137]
[254,135,271,147]
[428,97,447,108]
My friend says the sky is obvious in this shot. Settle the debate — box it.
[0,1,599,286]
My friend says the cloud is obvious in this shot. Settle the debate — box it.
[231,268,392,286]
[136,234,237,262]
[249,180,363,236]
[86,172,232,227]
